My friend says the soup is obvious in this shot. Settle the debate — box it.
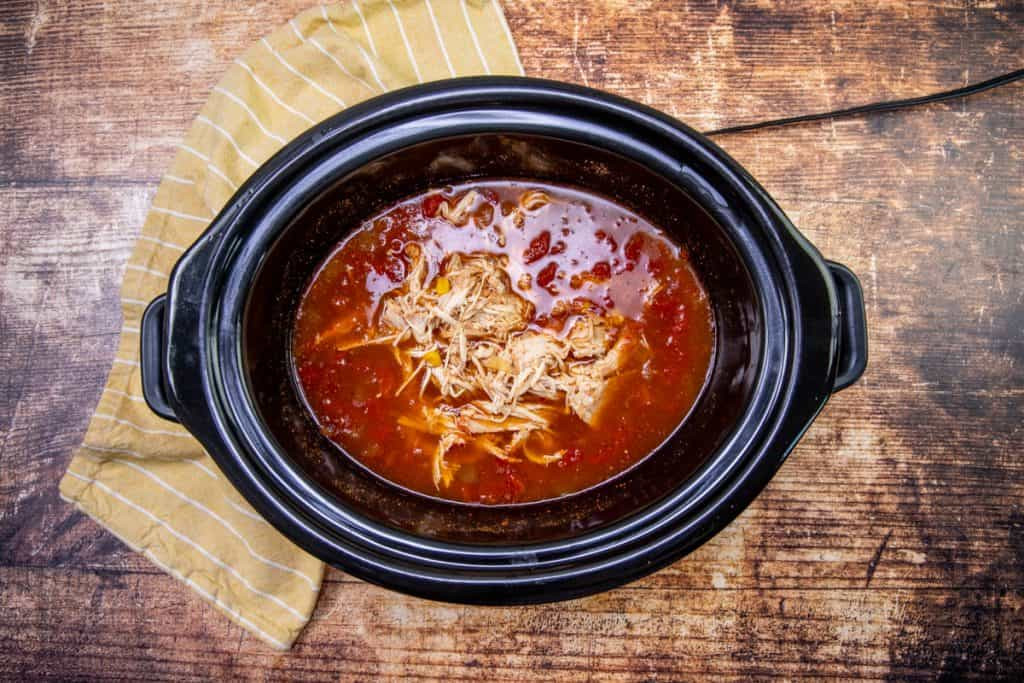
[292,180,714,504]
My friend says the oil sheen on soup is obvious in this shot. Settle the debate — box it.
[292,180,714,504]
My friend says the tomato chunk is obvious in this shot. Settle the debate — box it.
[523,231,551,263]
[421,194,444,218]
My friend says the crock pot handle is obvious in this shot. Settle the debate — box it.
[827,261,868,392]
[140,294,180,422]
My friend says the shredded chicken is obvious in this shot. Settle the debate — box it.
[433,433,463,488]
[566,314,616,358]
[519,189,551,212]
[360,246,642,490]
[437,190,479,225]
[561,335,635,425]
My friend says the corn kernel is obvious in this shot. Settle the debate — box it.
[435,276,451,295]
[424,349,442,367]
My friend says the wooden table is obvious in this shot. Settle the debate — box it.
[2,1,1021,678]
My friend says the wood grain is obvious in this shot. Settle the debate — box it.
[1,0,1022,679]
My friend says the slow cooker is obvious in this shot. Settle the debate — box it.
[139,77,867,603]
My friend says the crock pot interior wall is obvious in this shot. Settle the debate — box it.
[243,133,761,544]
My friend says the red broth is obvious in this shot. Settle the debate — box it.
[292,180,714,504]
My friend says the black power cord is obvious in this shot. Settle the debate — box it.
[704,68,1023,136]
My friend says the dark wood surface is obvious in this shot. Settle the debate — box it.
[2,1,1022,679]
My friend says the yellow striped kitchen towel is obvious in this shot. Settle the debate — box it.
[59,0,523,650]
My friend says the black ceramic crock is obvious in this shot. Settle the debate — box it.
[139,77,867,604]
